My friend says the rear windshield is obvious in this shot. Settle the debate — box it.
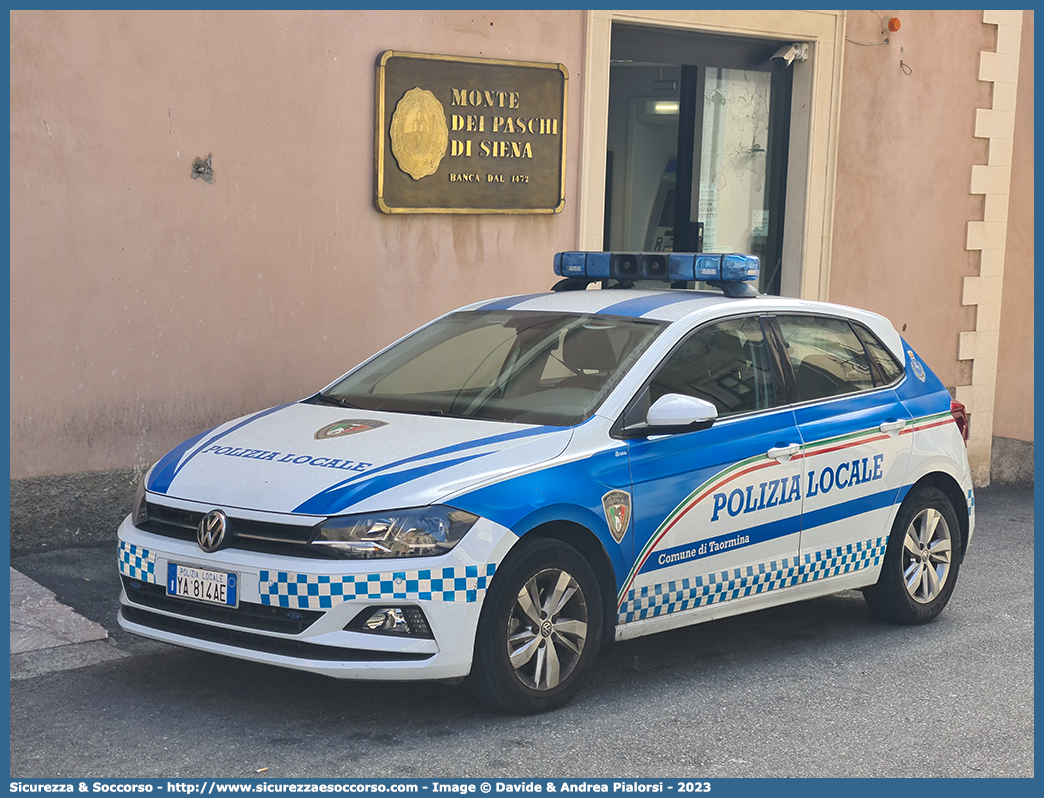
[317,310,666,426]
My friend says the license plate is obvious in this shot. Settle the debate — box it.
[166,563,238,608]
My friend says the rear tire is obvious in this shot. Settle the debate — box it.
[864,486,961,624]
[467,537,603,714]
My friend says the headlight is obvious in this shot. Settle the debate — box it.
[311,506,479,559]
[132,471,149,527]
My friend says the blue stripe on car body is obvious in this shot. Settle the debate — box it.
[294,424,560,514]
[598,292,708,318]
[293,452,495,515]
[640,515,802,576]
[148,403,294,494]
[147,428,213,494]
[791,389,910,441]
[893,341,954,424]
[452,446,634,588]
[803,481,911,535]
[477,294,548,311]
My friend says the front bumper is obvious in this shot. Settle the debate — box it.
[116,512,514,681]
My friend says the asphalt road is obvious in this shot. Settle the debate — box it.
[9,484,1034,779]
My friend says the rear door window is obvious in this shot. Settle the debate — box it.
[775,316,874,402]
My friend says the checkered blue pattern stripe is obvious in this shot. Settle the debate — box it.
[119,541,157,584]
[618,537,887,624]
[258,563,498,609]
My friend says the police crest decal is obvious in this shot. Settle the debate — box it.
[314,419,388,441]
[907,350,927,382]
[602,490,632,543]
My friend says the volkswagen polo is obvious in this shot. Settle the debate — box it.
[118,251,974,713]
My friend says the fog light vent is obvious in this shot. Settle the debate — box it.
[347,606,434,639]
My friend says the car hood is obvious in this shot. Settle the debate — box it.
[146,402,573,517]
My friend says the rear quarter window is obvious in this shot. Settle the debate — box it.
[853,323,904,386]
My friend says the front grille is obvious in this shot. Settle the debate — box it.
[121,576,322,635]
[120,605,433,662]
[139,503,333,559]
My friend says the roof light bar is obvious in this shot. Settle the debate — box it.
[553,252,674,281]
[554,251,760,285]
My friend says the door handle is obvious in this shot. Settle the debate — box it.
[767,443,801,462]
[879,419,906,436]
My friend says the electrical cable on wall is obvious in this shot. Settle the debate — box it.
[847,11,900,47]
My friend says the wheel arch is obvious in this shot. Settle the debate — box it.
[518,520,619,652]
[909,471,970,562]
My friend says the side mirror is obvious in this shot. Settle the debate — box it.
[647,394,718,427]
[617,393,718,438]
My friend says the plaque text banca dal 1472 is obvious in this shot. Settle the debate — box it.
[375,51,567,214]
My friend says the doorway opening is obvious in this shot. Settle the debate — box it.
[604,25,794,295]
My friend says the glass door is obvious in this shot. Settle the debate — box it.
[605,26,792,294]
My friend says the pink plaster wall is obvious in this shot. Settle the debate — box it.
[10,10,586,479]
[10,10,1033,481]
[830,10,994,389]
[994,11,1034,442]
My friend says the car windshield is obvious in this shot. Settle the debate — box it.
[316,310,666,426]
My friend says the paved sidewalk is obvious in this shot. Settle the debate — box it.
[9,566,126,680]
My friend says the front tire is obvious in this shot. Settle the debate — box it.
[864,486,962,624]
[468,537,603,714]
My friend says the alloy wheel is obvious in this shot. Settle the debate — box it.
[506,568,588,691]
[901,507,952,604]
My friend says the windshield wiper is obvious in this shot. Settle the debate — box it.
[405,408,512,422]
[312,393,360,409]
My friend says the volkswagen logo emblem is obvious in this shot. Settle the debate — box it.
[197,510,228,553]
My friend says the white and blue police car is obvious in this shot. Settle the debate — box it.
[118,251,974,713]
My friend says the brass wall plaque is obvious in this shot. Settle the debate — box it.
[376,51,568,214]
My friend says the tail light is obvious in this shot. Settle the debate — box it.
[951,399,969,445]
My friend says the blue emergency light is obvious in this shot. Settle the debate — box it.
[668,252,760,283]
[553,251,760,296]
